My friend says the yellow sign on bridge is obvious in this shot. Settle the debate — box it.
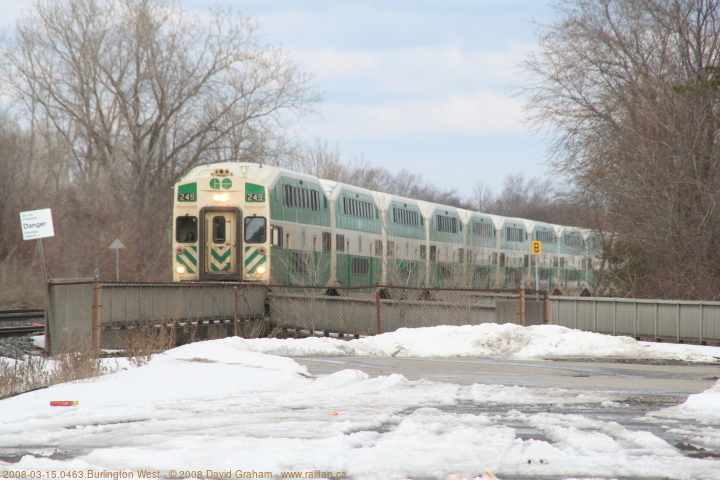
[531,241,542,255]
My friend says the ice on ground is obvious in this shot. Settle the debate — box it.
[2,337,720,479]
[221,324,720,362]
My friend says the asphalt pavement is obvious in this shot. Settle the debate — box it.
[293,356,720,398]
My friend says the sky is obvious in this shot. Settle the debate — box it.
[2,324,720,479]
[185,1,557,198]
[0,1,556,198]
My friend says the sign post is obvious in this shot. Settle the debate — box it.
[108,239,126,281]
[20,208,55,352]
[531,241,542,296]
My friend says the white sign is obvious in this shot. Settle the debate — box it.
[20,208,55,240]
[109,239,126,250]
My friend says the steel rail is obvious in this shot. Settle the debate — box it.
[0,310,45,321]
[0,325,45,338]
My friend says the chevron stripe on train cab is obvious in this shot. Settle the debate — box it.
[176,246,198,274]
[210,245,232,271]
[244,246,267,274]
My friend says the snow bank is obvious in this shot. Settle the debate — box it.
[215,324,719,362]
[3,338,720,479]
[683,380,720,412]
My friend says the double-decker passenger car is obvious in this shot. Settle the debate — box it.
[172,162,598,292]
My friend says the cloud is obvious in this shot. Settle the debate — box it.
[306,91,525,140]
[293,46,529,100]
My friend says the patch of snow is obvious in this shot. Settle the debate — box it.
[221,324,720,362]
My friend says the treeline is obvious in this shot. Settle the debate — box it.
[0,0,576,308]
[522,0,720,300]
[8,0,714,306]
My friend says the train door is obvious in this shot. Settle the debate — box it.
[203,209,240,278]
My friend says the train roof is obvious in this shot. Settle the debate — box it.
[179,161,589,235]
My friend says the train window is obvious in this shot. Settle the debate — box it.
[387,241,395,257]
[344,197,374,219]
[564,234,583,246]
[507,268,521,284]
[213,216,226,244]
[439,264,452,279]
[283,184,321,211]
[291,251,313,275]
[176,216,198,243]
[506,227,524,242]
[393,207,420,226]
[474,266,489,280]
[399,261,416,277]
[271,225,283,248]
[568,270,579,281]
[322,232,331,253]
[336,234,345,253]
[420,245,427,260]
[375,239,383,256]
[436,215,458,233]
[499,253,505,267]
[466,250,474,265]
[429,245,437,262]
[491,252,498,265]
[536,231,557,243]
[472,222,494,237]
[524,255,529,268]
[458,248,464,264]
[244,217,266,243]
[351,257,369,275]
[540,268,550,280]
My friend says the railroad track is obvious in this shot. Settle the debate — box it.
[0,309,45,321]
[0,325,45,338]
[0,309,45,337]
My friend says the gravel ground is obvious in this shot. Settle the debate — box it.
[0,321,44,358]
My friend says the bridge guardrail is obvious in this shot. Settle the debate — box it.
[47,280,545,354]
[550,296,720,344]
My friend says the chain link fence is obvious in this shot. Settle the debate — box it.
[47,280,546,353]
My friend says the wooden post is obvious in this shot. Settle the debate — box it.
[92,276,101,352]
[375,290,382,334]
[518,289,525,326]
[543,290,550,324]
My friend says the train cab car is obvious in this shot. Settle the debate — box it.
[173,163,274,282]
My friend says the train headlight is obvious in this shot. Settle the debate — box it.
[212,193,229,202]
[256,266,266,274]
[176,265,186,274]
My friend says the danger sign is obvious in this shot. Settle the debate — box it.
[20,209,55,240]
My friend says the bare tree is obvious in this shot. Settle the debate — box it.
[521,0,720,299]
[3,0,319,280]
[6,0,319,205]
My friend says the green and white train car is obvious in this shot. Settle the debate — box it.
[172,162,598,292]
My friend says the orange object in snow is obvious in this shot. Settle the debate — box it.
[331,411,339,415]
[50,401,79,406]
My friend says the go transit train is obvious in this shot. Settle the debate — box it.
[172,162,599,292]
